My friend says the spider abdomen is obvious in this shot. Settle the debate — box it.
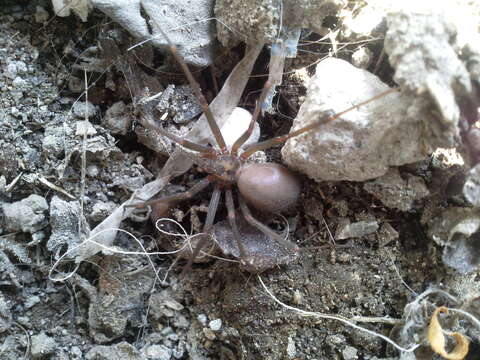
[236,163,301,213]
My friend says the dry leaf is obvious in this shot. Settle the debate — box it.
[428,306,469,360]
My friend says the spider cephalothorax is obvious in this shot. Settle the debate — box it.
[196,153,242,185]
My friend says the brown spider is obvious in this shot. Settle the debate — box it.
[130,28,397,273]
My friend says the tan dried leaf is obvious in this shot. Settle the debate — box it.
[428,306,469,360]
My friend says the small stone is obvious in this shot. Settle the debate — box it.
[167,333,179,341]
[282,58,427,182]
[161,326,173,336]
[463,163,480,207]
[31,332,56,358]
[172,343,185,359]
[75,121,97,136]
[336,220,379,240]
[86,342,143,360]
[42,130,64,158]
[209,318,222,331]
[70,346,82,358]
[287,336,296,359]
[293,290,303,305]
[173,314,189,328]
[47,196,83,257]
[377,222,399,247]
[203,328,216,340]
[342,345,359,360]
[72,101,97,119]
[10,106,20,117]
[68,77,84,93]
[427,207,480,273]
[103,101,131,135]
[197,314,207,325]
[86,164,100,177]
[162,308,175,317]
[364,168,429,211]
[351,47,372,69]
[5,62,17,79]
[14,61,27,74]
[164,299,184,311]
[12,76,27,87]
[144,345,172,360]
[0,294,12,333]
[89,201,116,222]
[24,295,41,309]
[327,334,346,345]
[2,194,48,233]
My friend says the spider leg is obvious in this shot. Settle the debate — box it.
[230,80,272,156]
[154,25,227,152]
[138,104,215,154]
[238,193,298,251]
[126,177,211,209]
[224,187,249,265]
[240,88,399,159]
[180,184,222,277]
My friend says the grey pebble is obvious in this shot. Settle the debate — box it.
[30,332,57,358]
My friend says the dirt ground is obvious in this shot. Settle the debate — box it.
[0,2,479,360]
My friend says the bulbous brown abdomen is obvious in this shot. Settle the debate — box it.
[237,163,301,213]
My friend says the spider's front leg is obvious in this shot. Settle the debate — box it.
[180,184,222,277]
[127,177,211,210]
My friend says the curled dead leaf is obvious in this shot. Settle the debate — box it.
[428,306,469,360]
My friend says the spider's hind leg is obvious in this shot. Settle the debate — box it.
[225,187,250,266]
[238,194,299,253]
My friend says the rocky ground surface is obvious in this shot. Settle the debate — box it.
[1,1,480,360]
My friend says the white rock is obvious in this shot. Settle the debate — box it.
[287,336,296,359]
[463,164,480,207]
[282,58,439,181]
[30,332,56,358]
[209,318,222,331]
[12,76,27,87]
[335,220,379,240]
[103,101,131,135]
[197,313,207,325]
[51,0,91,21]
[342,345,359,360]
[385,6,477,130]
[144,345,172,360]
[90,0,216,66]
[2,195,48,233]
[15,61,27,74]
[351,47,372,69]
[75,121,97,136]
[72,101,97,119]
[220,107,260,149]
[5,62,18,79]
